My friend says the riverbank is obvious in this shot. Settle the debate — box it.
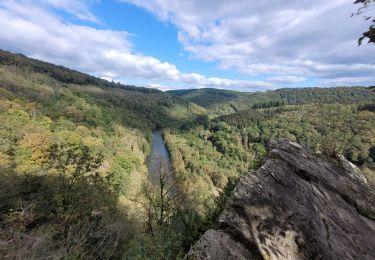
[147,129,174,186]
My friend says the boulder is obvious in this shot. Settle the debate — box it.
[186,139,375,259]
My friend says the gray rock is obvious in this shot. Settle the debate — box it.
[186,139,375,260]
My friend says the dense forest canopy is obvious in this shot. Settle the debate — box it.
[0,50,206,130]
[0,50,374,259]
[0,50,207,258]
[167,88,242,108]
[169,86,375,115]
[0,50,157,93]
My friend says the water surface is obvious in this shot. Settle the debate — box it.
[147,129,173,185]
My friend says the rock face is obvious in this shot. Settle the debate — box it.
[186,139,375,260]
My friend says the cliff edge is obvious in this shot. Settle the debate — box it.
[186,139,375,259]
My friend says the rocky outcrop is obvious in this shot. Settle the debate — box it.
[186,139,375,260]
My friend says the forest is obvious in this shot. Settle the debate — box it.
[168,86,375,115]
[0,50,374,259]
[164,103,374,209]
[0,50,206,259]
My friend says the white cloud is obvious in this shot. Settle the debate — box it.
[123,0,375,84]
[0,0,177,82]
[42,0,101,23]
[1,0,373,92]
[319,76,375,87]
[0,0,282,91]
[146,83,173,91]
[267,76,306,84]
[180,74,274,91]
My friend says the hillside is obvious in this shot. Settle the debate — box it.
[0,50,374,259]
[0,50,206,259]
[2,0,375,258]
[0,50,206,130]
[169,87,375,115]
[167,88,242,109]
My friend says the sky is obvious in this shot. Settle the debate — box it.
[0,0,374,92]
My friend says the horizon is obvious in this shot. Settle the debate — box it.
[0,0,374,92]
[2,48,373,93]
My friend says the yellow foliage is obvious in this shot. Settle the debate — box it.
[56,130,81,145]
[98,160,111,174]
[361,166,375,185]
[0,152,11,168]
[41,116,53,125]
[113,124,127,138]
[7,108,29,120]
[0,99,18,110]
[83,136,104,149]
[75,125,90,136]
[15,163,40,174]
[19,132,53,165]
[71,84,104,94]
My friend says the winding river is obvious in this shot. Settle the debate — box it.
[147,129,173,186]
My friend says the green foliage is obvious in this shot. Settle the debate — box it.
[251,100,285,109]
[171,87,375,115]
[165,103,375,209]
[0,143,129,259]
[168,88,241,108]
[1,49,374,259]
[0,50,183,258]
[0,49,156,92]
[216,107,285,128]
[45,143,107,215]
[203,178,239,228]
[125,161,239,260]
[0,50,206,131]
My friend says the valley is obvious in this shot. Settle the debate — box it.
[0,50,374,259]
[1,0,375,259]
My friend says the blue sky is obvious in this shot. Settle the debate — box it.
[0,0,374,91]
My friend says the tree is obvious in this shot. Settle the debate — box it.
[46,143,106,214]
[137,156,181,236]
[354,0,375,45]
[44,143,126,258]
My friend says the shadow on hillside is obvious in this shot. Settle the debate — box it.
[0,169,130,259]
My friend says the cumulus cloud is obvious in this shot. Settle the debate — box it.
[179,73,274,90]
[320,76,375,87]
[123,0,375,85]
[0,0,281,91]
[267,76,306,84]
[0,1,159,81]
[1,0,373,92]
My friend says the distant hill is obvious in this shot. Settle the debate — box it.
[168,87,375,115]
[0,50,206,129]
[167,88,241,107]
[0,49,157,93]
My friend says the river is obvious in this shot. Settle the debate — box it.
[147,129,173,186]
